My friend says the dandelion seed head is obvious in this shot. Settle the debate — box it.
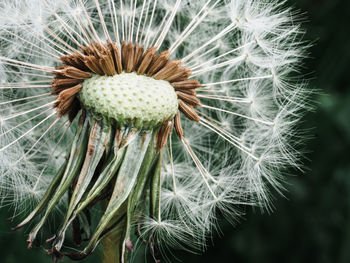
[0,0,309,260]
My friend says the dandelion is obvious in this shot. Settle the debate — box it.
[0,0,308,262]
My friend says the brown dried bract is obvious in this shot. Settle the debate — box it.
[178,99,200,122]
[51,41,201,149]
[174,111,184,139]
[157,120,173,150]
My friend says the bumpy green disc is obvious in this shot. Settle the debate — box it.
[79,72,178,128]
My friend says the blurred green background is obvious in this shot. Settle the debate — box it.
[1,0,349,262]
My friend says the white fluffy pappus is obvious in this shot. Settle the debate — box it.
[0,0,309,258]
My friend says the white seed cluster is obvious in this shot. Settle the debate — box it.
[0,0,307,257]
[79,72,178,128]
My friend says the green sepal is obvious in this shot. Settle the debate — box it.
[68,131,153,259]
[120,133,160,262]
[150,153,162,221]
[53,117,112,251]
[27,114,90,247]
[12,160,68,230]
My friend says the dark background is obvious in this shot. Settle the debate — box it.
[1,0,349,262]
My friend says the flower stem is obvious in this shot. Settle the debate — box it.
[102,228,123,263]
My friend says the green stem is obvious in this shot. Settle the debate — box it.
[102,228,123,263]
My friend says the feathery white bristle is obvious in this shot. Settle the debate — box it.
[0,0,308,255]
